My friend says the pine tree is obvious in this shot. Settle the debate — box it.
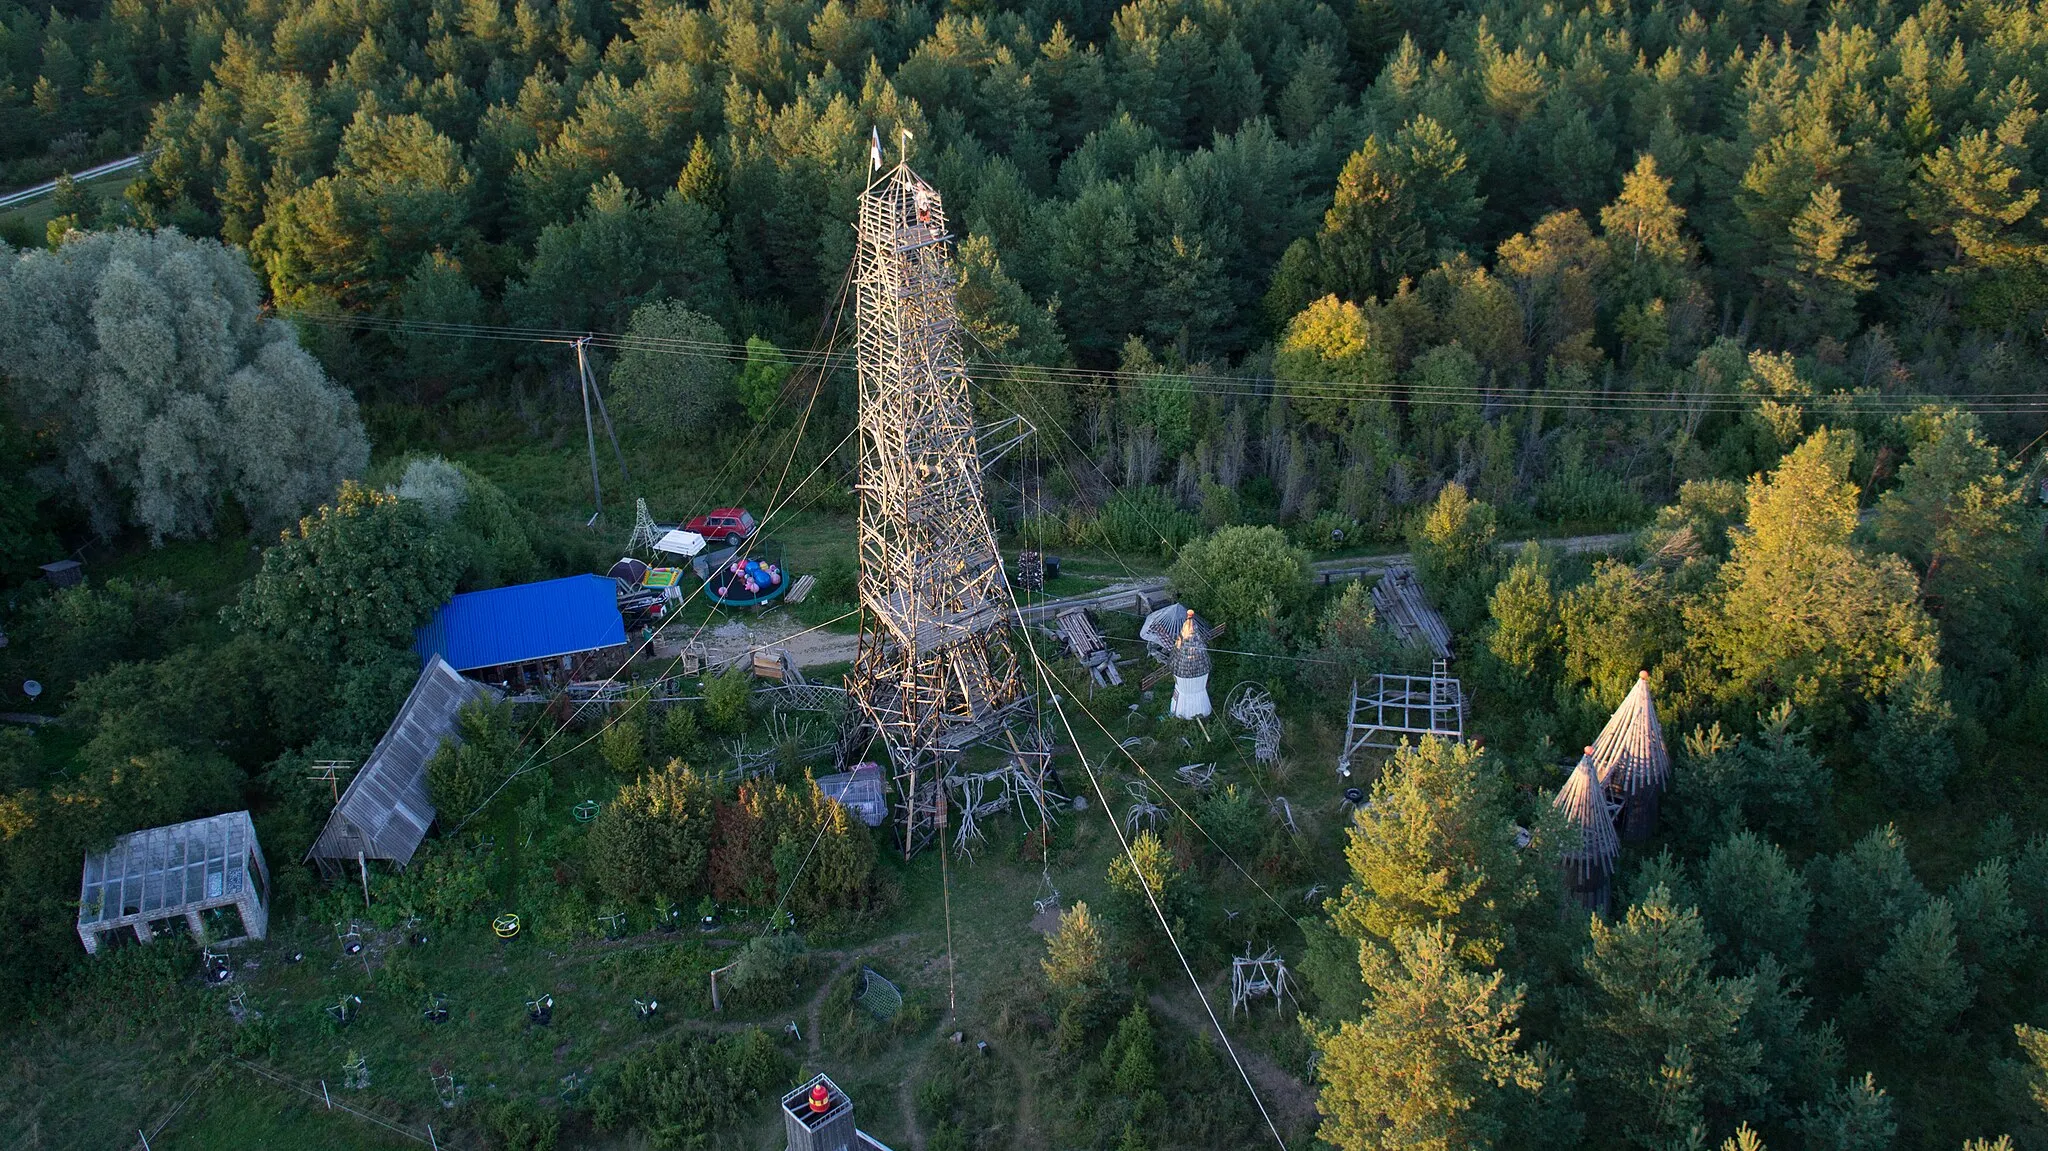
[1912,129,2042,272]
[1316,136,1425,303]
[1866,897,1973,1045]
[1867,661,1958,801]
[2016,1025,2048,1116]
[1696,830,1814,974]
[1393,114,1483,255]
[1797,1074,1896,1151]
[1807,825,1930,976]
[674,134,721,208]
[1773,183,1876,343]
[1043,901,1108,997]
[1946,859,2029,996]
[1563,886,1763,1149]
[1315,924,1544,1151]
[1330,738,1528,965]
[1873,408,2036,678]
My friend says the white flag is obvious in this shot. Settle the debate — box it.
[869,127,882,172]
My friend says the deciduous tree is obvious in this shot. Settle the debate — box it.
[0,229,369,542]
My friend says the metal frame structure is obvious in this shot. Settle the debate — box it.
[842,159,1030,857]
[1336,660,1466,777]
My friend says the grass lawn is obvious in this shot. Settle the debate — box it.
[0,633,1350,1149]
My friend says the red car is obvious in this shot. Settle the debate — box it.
[685,507,757,547]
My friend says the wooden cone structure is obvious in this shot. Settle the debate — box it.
[1554,747,1619,914]
[1591,670,1670,842]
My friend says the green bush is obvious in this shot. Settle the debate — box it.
[4,577,184,699]
[815,553,858,603]
[703,665,754,736]
[1095,487,1198,559]
[1167,524,1312,633]
[660,704,706,760]
[599,712,648,775]
[722,932,807,1011]
[476,1096,559,1151]
[426,699,521,825]
[588,1029,792,1148]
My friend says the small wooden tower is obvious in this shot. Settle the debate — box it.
[1554,747,1619,914]
[1591,670,1670,842]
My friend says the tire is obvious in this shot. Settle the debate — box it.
[726,533,742,547]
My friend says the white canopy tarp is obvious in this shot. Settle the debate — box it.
[653,529,707,557]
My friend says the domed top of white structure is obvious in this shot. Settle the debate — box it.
[1592,671,1670,798]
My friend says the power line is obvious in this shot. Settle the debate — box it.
[990,514,1291,1149]
[280,309,2048,416]
[449,271,858,829]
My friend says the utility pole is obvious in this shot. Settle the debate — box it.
[571,337,633,520]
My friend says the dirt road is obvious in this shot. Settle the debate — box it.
[673,528,1635,671]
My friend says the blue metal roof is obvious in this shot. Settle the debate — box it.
[416,575,627,673]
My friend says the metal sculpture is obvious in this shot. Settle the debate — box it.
[1225,682,1283,764]
[1229,948,1293,1017]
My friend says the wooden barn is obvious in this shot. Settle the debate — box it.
[306,655,501,876]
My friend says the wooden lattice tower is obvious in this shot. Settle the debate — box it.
[843,159,1029,857]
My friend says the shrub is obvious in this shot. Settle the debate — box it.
[425,700,521,826]
[1167,524,1311,633]
[1095,486,1198,559]
[599,712,648,775]
[815,553,858,603]
[721,933,807,1011]
[703,665,754,735]
[589,760,716,904]
[589,1029,791,1148]
[476,1097,559,1151]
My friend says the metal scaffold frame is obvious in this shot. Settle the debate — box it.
[1336,659,1466,777]
[841,159,1032,857]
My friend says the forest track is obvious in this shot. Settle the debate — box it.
[693,528,1635,670]
[1146,989,1319,1138]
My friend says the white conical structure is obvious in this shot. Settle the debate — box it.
[1554,747,1619,913]
[1168,611,1212,720]
[1591,670,1669,842]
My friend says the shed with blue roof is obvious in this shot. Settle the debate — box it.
[416,574,628,685]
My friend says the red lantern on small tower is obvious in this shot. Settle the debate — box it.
[809,1083,831,1114]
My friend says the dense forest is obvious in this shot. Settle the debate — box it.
[6,0,2048,1147]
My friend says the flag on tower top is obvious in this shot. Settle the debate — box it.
[869,127,882,173]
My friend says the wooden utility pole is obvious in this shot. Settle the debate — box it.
[570,337,632,518]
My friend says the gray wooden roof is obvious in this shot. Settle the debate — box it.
[308,656,500,867]
[1553,748,1619,879]
[1592,671,1670,797]
[1372,566,1453,660]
